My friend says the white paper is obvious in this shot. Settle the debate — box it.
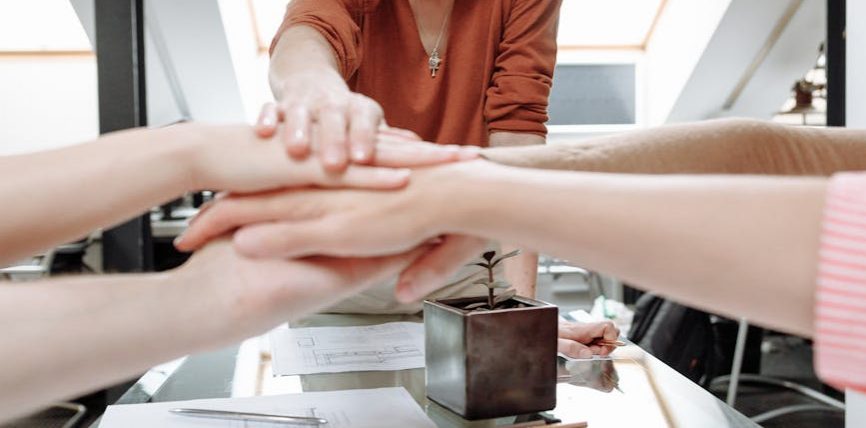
[271,322,425,375]
[100,387,435,428]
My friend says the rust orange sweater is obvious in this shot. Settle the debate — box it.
[271,0,561,147]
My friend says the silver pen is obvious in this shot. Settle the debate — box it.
[169,408,328,425]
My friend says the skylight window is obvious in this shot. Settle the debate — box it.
[557,0,665,48]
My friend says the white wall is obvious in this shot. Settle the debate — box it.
[714,0,824,120]
[646,0,824,125]
[218,0,275,123]
[0,0,258,156]
[843,2,864,425]
[145,0,246,124]
[0,56,99,155]
[644,0,731,125]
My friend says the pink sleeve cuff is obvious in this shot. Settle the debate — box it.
[814,173,866,392]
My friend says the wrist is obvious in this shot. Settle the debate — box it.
[169,257,245,346]
[413,160,506,234]
[110,125,200,195]
[269,25,343,97]
[146,124,207,192]
[165,123,250,192]
[272,66,347,101]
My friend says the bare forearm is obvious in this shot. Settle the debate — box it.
[503,246,539,298]
[443,163,826,336]
[0,127,192,264]
[488,131,545,148]
[483,118,866,176]
[268,25,345,98]
[0,272,228,420]
[489,132,542,296]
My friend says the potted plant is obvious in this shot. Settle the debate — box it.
[424,250,558,420]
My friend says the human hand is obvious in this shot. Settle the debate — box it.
[257,69,391,171]
[257,101,422,146]
[175,123,478,194]
[558,320,621,359]
[174,176,439,254]
[175,161,497,253]
[175,161,502,300]
[177,239,430,337]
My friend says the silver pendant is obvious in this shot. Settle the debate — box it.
[429,50,442,78]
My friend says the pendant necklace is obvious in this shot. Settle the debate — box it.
[415,1,453,78]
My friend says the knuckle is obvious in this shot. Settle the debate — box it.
[324,133,348,146]
[565,342,582,355]
[351,120,375,134]
[318,96,350,112]
[351,95,383,115]
[282,102,310,116]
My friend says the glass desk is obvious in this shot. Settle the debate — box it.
[94,314,758,427]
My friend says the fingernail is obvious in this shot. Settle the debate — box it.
[352,148,368,162]
[261,115,276,128]
[173,234,186,249]
[324,151,343,166]
[291,129,305,143]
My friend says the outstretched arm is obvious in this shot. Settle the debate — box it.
[395,119,866,299]
[488,132,545,297]
[0,240,424,421]
[266,0,387,170]
[0,124,474,266]
[484,118,866,176]
[438,163,825,337]
[182,160,826,337]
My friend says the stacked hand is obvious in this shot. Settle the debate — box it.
[181,140,622,356]
[181,121,477,193]
[170,114,478,326]
[179,239,433,334]
[260,68,421,170]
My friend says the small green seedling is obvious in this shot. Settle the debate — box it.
[464,250,521,310]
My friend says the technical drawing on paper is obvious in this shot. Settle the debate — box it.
[310,344,423,367]
[271,322,426,375]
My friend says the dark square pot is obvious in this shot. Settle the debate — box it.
[423,296,558,420]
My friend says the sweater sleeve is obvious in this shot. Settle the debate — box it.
[814,172,866,393]
[269,0,370,80]
[481,119,866,175]
[485,0,562,137]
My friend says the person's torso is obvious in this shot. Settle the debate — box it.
[349,0,512,146]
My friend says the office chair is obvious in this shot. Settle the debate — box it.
[709,318,844,424]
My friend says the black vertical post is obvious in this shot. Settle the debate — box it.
[95,0,153,272]
[827,0,846,127]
